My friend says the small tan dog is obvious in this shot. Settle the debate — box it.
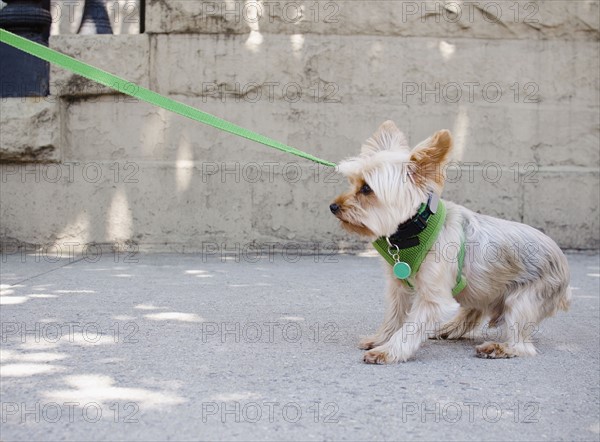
[330,121,571,364]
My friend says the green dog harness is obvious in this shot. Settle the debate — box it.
[372,194,467,296]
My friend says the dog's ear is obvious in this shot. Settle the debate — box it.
[361,120,409,155]
[409,130,453,191]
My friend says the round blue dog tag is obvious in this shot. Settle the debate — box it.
[393,261,411,279]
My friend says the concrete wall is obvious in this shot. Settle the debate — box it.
[1,0,599,254]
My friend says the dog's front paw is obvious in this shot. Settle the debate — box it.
[358,336,379,350]
[363,348,393,364]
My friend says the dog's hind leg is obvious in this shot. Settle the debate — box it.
[476,235,571,359]
[475,286,542,358]
[359,282,412,350]
[435,307,483,340]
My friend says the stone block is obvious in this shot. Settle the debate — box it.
[0,98,60,162]
[146,1,599,41]
[49,34,150,97]
[152,34,599,109]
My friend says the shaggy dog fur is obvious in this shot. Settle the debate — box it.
[330,121,571,363]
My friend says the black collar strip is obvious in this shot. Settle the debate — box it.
[388,193,440,249]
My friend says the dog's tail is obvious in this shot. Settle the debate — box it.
[558,286,572,312]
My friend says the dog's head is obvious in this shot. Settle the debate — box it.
[330,121,453,238]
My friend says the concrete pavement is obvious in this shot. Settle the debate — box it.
[1,251,599,441]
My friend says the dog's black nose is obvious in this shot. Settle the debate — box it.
[330,203,340,214]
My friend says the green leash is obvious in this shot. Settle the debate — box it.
[0,28,336,168]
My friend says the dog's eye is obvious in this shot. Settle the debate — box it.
[359,183,372,195]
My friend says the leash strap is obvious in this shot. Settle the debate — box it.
[452,240,467,296]
[0,28,336,168]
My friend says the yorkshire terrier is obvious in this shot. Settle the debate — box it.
[330,121,571,363]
